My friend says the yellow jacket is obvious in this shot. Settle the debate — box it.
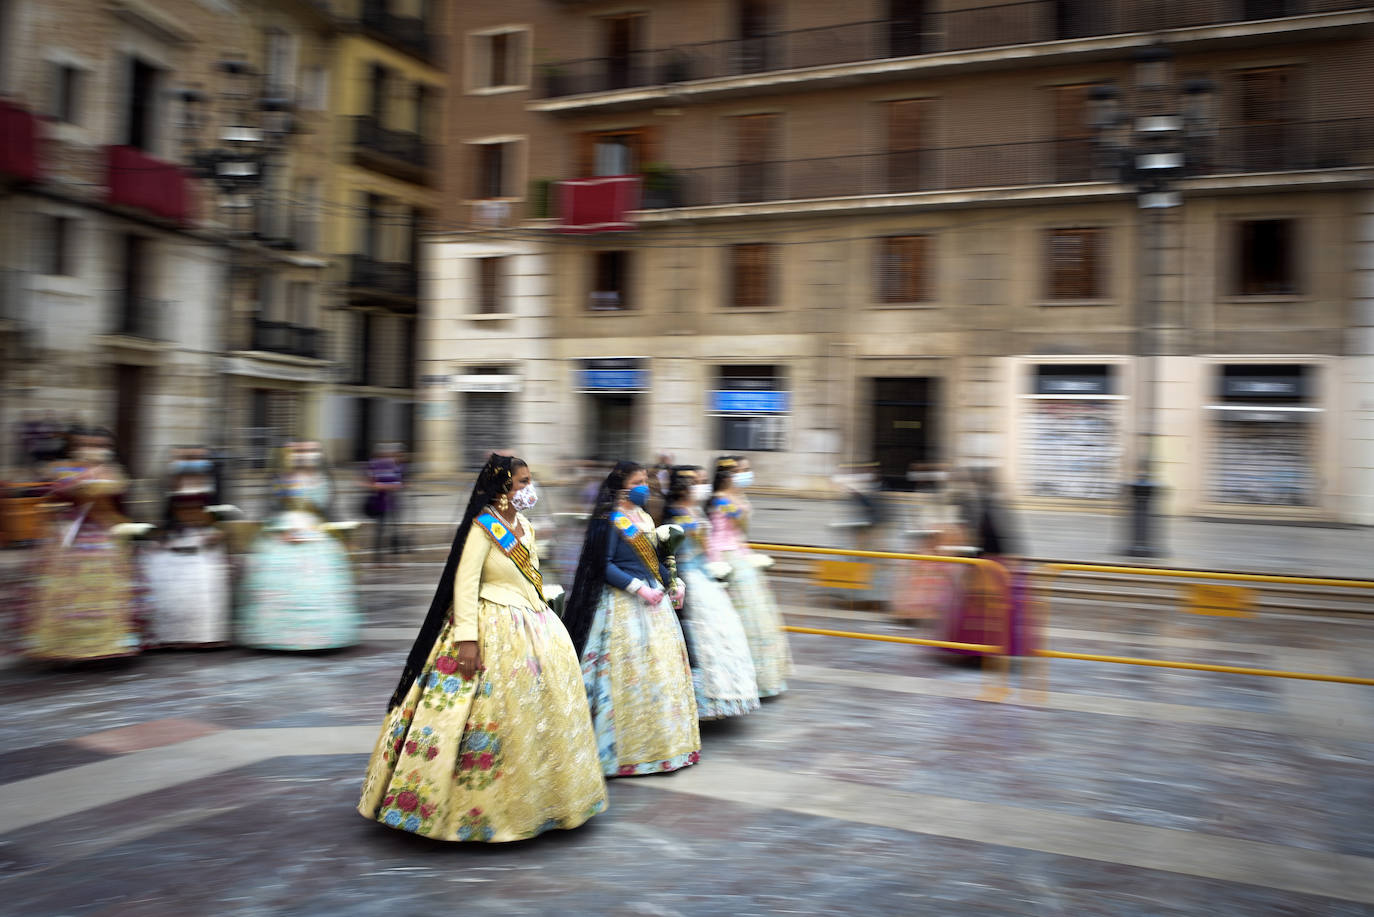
[451,512,545,643]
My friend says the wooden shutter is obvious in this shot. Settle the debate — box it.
[878,236,930,302]
[1048,228,1102,299]
[1053,84,1094,181]
[732,243,772,308]
[1238,67,1291,126]
[736,113,778,164]
[886,99,926,192]
[478,257,501,313]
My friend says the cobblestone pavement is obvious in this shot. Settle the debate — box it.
[0,560,1372,916]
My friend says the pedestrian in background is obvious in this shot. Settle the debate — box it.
[358,452,606,842]
[363,442,406,561]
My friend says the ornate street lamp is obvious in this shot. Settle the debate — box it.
[1090,44,1215,557]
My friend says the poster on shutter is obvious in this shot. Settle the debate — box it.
[1023,400,1120,499]
[1210,417,1315,506]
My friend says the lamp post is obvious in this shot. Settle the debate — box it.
[1090,44,1215,558]
[178,62,296,493]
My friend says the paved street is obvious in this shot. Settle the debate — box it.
[1,555,1372,915]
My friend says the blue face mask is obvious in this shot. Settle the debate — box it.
[627,484,651,508]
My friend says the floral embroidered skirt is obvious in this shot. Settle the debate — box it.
[581,587,700,776]
[22,537,140,662]
[680,565,759,720]
[723,549,792,698]
[238,533,359,650]
[358,600,607,842]
[141,546,231,646]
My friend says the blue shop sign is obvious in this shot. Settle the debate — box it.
[580,358,648,391]
[712,389,790,414]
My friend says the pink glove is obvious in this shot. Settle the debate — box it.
[636,584,666,605]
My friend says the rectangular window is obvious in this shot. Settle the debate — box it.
[474,30,526,90]
[737,0,774,73]
[1045,227,1106,300]
[578,127,654,177]
[1053,84,1095,182]
[875,235,931,303]
[1236,219,1296,295]
[49,63,82,124]
[729,243,775,309]
[714,364,788,452]
[302,66,329,111]
[475,142,508,198]
[40,215,74,276]
[287,281,312,327]
[589,251,631,310]
[602,14,645,90]
[734,113,779,202]
[477,257,504,313]
[264,28,298,100]
[126,56,159,151]
[885,98,927,192]
[1237,67,1294,172]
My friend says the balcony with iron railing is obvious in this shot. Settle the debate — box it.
[603,118,1372,215]
[351,116,435,184]
[348,255,420,304]
[535,1,1371,105]
[251,318,324,359]
[358,0,439,63]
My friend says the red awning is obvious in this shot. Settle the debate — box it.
[556,175,641,233]
[105,145,193,225]
[0,99,40,183]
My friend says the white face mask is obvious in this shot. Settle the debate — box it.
[690,484,712,502]
[732,470,754,489]
[510,481,538,512]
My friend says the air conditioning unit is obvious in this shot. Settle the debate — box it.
[474,200,511,227]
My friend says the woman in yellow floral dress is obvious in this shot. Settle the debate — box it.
[358,454,607,841]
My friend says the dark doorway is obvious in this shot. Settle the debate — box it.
[871,377,939,490]
[888,0,925,57]
[114,364,144,476]
[587,394,636,461]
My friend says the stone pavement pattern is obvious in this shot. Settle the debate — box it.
[0,562,1372,915]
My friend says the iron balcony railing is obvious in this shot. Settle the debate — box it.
[359,0,437,61]
[630,118,1372,209]
[252,318,323,359]
[352,116,433,172]
[348,255,420,300]
[539,0,1366,98]
[115,296,168,340]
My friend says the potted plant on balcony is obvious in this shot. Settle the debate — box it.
[528,178,555,219]
[640,162,680,209]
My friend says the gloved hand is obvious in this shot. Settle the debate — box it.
[670,580,686,609]
[636,584,666,605]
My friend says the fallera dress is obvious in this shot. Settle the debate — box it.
[358,511,607,841]
[665,503,759,720]
[580,505,700,776]
[708,493,792,697]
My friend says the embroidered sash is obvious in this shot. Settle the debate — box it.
[610,509,663,587]
[669,510,706,549]
[475,512,544,595]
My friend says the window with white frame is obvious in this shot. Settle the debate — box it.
[472,140,520,199]
[469,28,529,92]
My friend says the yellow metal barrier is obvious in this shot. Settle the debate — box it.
[748,542,1014,701]
[1032,562,1374,688]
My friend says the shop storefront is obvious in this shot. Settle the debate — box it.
[1020,364,1123,500]
[579,358,648,461]
[452,369,521,471]
[1208,365,1318,507]
[711,365,789,454]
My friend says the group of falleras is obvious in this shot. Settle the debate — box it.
[357,453,791,843]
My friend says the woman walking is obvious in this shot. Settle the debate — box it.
[358,454,606,841]
[563,461,700,776]
[662,466,759,720]
[707,455,792,697]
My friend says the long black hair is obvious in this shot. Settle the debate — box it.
[387,453,526,710]
[562,460,640,658]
